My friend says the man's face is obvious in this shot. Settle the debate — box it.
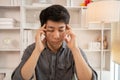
[45,20,66,51]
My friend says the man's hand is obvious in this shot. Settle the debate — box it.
[65,25,78,50]
[35,24,47,52]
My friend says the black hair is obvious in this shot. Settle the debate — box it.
[39,5,70,26]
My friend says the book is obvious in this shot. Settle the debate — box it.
[0,22,16,25]
[0,23,17,28]
[0,18,16,22]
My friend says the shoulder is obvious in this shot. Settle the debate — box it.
[25,43,35,52]
[22,43,35,60]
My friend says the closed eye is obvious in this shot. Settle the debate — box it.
[59,26,65,32]
[59,29,65,32]
[47,26,54,32]
[47,29,54,32]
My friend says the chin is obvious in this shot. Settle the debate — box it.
[52,43,62,49]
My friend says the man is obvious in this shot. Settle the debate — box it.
[12,5,97,80]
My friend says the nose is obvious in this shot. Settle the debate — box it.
[53,30,60,39]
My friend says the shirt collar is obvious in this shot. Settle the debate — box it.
[62,41,67,49]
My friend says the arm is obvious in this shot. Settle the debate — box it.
[21,24,46,80]
[11,43,36,80]
[12,25,46,80]
[65,25,97,80]
[21,48,42,80]
[71,47,92,80]
[77,49,98,80]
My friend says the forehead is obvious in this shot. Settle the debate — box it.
[46,20,66,28]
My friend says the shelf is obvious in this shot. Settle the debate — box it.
[23,27,87,30]
[102,27,111,30]
[72,27,102,30]
[23,27,100,30]
[83,49,111,52]
[83,49,101,52]
[24,5,48,10]
[24,5,83,10]
[94,67,101,71]
[23,27,111,31]
[103,49,111,52]
[0,5,20,8]
[87,27,111,30]
[0,68,15,73]
[0,49,20,52]
[94,67,110,72]
[0,27,20,30]
[23,24,111,30]
[23,27,39,30]
[65,6,86,10]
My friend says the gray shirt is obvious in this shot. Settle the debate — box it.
[12,42,97,80]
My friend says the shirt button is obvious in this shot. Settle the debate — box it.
[53,65,55,68]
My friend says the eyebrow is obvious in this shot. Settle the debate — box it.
[59,26,65,29]
[47,26,65,29]
[47,26,54,29]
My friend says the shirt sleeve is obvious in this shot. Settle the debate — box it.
[79,48,98,80]
[11,43,35,80]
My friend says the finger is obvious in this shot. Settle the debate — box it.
[38,26,47,32]
[41,24,46,29]
[66,30,75,39]
[43,24,46,28]
[64,36,69,43]
[40,28,47,32]
[37,28,46,32]
[40,24,46,28]
[66,24,72,30]
[37,29,45,34]
[65,38,68,43]
[36,30,45,40]
[65,29,70,34]
[65,30,72,37]
[38,24,46,31]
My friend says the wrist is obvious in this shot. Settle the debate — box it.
[70,46,79,51]
[34,47,43,53]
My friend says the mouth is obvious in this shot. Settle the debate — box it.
[52,41,60,43]
[51,41,61,44]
